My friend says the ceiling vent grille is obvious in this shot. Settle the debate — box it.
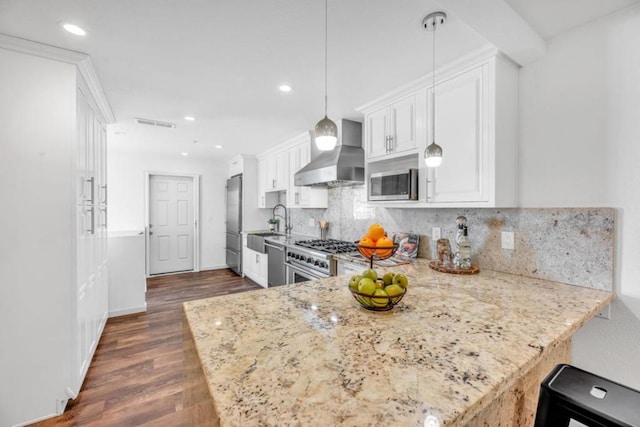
[135,118,176,128]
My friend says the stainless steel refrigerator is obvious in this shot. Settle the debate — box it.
[225,175,242,275]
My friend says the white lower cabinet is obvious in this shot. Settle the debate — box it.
[242,236,268,287]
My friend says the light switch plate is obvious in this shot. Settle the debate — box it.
[432,227,441,241]
[308,218,315,227]
[501,231,515,250]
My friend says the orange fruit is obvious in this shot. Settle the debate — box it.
[358,235,375,257]
[376,236,394,258]
[367,224,385,242]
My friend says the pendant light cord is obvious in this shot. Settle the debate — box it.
[432,19,436,143]
[324,0,328,117]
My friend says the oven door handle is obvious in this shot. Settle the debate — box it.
[285,261,327,279]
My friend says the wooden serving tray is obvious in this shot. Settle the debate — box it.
[429,260,480,275]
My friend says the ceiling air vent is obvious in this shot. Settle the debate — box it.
[134,118,176,128]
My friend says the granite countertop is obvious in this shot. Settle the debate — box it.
[183,260,612,426]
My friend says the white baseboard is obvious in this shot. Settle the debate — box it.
[200,265,233,271]
[108,304,147,318]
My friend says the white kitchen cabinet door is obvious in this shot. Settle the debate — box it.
[257,157,278,209]
[366,95,417,161]
[390,95,417,154]
[242,246,268,287]
[287,140,327,208]
[367,107,389,159]
[425,55,518,207]
[428,65,487,203]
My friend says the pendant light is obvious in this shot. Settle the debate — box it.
[314,0,338,151]
[423,11,446,168]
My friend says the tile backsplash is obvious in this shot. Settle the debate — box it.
[289,186,614,291]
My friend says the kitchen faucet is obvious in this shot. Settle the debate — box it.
[272,204,292,235]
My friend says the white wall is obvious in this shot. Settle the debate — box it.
[107,148,228,271]
[518,5,640,387]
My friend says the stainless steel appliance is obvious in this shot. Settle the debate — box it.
[266,241,286,286]
[225,175,242,275]
[369,168,418,201]
[285,239,357,283]
[294,119,364,187]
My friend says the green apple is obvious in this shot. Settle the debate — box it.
[357,277,376,295]
[349,274,363,291]
[382,272,395,286]
[392,273,409,289]
[362,268,378,282]
[371,288,389,308]
[384,284,404,303]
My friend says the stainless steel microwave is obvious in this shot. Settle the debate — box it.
[369,169,418,201]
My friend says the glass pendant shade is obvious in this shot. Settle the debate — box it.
[424,142,443,167]
[314,115,338,151]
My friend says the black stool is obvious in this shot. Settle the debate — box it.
[534,364,640,427]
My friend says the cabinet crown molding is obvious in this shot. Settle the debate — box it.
[0,33,116,124]
[357,46,516,114]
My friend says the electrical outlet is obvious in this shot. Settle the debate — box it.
[308,218,315,227]
[432,227,441,241]
[501,231,515,250]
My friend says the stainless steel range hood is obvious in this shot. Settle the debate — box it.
[294,119,364,187]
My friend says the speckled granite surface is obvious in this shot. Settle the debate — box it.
[289,187,614,291]
[183,260,612,426]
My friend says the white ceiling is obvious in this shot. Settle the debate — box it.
[1,0,637,161]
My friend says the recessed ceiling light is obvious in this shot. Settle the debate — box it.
[193,140,199,144]
[215,145,223,149]
[60,22,87,36]
[184,116,196,121]
[279,84,292,92]
[181,152,189,156]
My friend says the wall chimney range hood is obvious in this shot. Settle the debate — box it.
[294,119,364,187]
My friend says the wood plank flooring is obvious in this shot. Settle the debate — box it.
[31,269,261,427]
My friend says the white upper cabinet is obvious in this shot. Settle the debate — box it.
[264,150,288,192]
[359,49,519,208]
[427,64,487,203]
[366,94,419,160]
[256,156,278,209]
[287,136,328,208]
[426,54,518,207]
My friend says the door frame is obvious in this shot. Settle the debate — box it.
[144,171,200,276]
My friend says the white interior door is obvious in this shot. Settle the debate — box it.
[149,175,195,274]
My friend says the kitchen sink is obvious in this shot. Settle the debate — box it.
[247,232,281,253]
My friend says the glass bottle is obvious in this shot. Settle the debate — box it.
[458,226,472,269]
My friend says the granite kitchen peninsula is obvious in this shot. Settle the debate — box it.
[182,260,612,426]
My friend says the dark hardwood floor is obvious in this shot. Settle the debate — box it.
[32,269,261,427]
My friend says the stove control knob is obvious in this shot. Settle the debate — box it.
[307,257,313,264]
[300,255,306,262]
[314,260,320,266]
[320,261,328,269]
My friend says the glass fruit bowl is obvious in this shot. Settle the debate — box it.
[348,280,407,312]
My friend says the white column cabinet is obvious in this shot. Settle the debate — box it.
[366,94,418,160]
[0,36,114,426]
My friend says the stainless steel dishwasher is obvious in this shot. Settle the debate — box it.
[265,241,286,286]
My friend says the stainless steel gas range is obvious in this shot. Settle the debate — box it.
[285,239,357,283]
